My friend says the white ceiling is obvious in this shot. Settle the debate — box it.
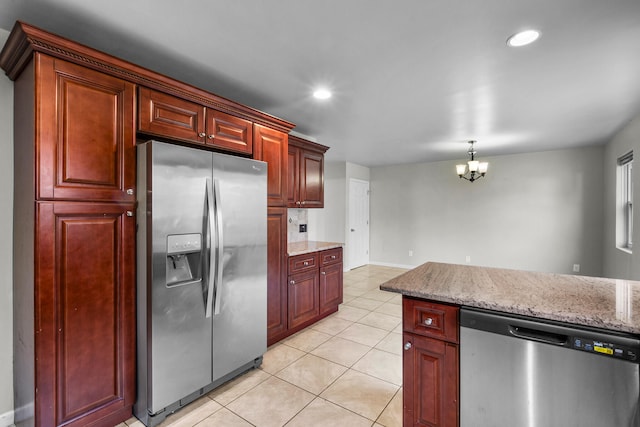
[1,0,640,166]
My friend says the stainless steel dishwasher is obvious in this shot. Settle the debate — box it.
[460,308,640,427]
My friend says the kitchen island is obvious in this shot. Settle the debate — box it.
[380,262,640,427]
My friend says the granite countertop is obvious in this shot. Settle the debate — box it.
[288,241,343,256]
[380,262,640,335]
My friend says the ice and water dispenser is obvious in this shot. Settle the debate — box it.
[166,233,202,286]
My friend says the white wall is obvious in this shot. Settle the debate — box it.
[369,147,605,276]
[307,161,346,244]
[0,28,15,426]
[603,113,640,280]
[308,161,372,270]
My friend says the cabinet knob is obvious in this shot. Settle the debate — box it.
[321,271,326,275]
[331,255,336,259]
[297,201,301,206]
[126,211,134,217]
[208,134,215,139]
[404,342,412,351]
[289,280,295,285]
[424,317,433,326]
[126,188,134,195]
[303,261,309,266]
[198,132,206,138]
[301,201,306,205]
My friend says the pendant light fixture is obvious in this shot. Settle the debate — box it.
[456,141,488,182]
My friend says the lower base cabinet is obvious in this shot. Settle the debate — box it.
[402,297,459,427]
[268,246,343,345]
[14,202,136,427]
[288,269,320,329]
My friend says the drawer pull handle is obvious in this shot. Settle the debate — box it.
[404,342,412,351]
[331,255,336,259]
[303,261,309,266]
[424,318,433,326]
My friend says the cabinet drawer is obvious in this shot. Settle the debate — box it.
[403,297,459,343]
[320,248,342,266]
[138,87,205,143]
[288,253,318,274]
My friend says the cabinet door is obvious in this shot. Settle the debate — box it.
[299,149,324,208]
[254,124,288,207]
[206,110,253,155]
[37,55,136,202]
[287,145,300,207]
[267,207,288,345]
[319,262,343,315]
[138,86,205,144]
[36,202,135,427]
[287,269,319,329]
[403,333,459,427]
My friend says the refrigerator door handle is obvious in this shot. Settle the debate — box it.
[204,178,215,318]
[213,178,224,315]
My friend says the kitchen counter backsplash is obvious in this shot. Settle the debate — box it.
[288,209,308,243]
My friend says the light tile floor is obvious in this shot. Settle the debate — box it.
[119,264,407,427]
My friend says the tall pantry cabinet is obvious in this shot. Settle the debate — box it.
[6,45,137,426]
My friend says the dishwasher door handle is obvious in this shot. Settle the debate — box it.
[508,325,568,346]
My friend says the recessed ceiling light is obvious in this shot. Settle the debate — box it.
[313,88,332,100]
[507,30,540,47]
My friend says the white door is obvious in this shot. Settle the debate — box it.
[348,179,370,269]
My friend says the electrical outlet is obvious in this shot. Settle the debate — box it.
[465,255,471,263]
[573,264,580,272]
[409,250,413,257]
[299,224,307,233]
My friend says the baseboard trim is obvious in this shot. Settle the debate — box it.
[0,409,14,427]
[368,261,417,270]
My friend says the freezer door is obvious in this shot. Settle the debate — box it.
[148,142,214,413]
[211,153,267,381]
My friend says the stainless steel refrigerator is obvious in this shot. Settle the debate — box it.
[134,140,267,426]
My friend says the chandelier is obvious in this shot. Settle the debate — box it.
[456,141,488,182]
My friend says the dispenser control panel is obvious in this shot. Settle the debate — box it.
[167,233,202,254]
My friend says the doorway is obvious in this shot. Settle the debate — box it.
[348,179,370,269]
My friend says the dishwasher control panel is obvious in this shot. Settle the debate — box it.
[572,337,637,362]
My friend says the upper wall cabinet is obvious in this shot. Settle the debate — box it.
[288,135,329,209]
[138,87,253,155]
[254,124,288,207]
[37,55,136,202]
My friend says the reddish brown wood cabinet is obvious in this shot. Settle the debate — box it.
[287,252,320,329]
[267,207,288,345]
[36,202,135,427]
[288,135,328,208]
[6,50,136,426]
[273,247,343,343]
[319,248,344,315]
[254,124,289,207]
[402,297,459,427]
[37,56,136,203]
[138,87,254,155]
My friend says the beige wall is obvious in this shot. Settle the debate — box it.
[369,146,605,276]
[603,113,640,280]
[0,28,15,426]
